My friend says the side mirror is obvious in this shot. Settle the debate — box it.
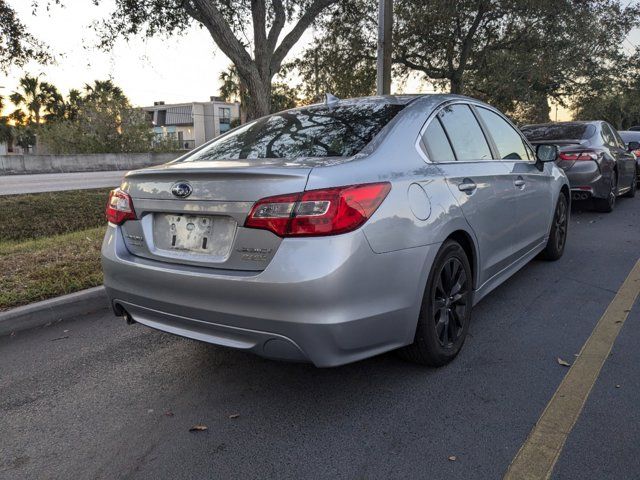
[627,141,640,151]
[536,144,558,163]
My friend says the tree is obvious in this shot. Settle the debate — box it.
[218,64,298,117]
[0,0,55,71]
[0,96,12,146]
[464,0,640,123]
[295,0,640,124]
[289,0,377,103]
[38,81,154,154]
[572,50,640,129]
[94,0,339,120]
[9,73,63,125]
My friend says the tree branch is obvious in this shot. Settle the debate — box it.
[270,0,338,76]
[189,0,255,77]
[267,0,286,54]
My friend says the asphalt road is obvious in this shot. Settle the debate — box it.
[1,196,639,480]
[0,171,127,195]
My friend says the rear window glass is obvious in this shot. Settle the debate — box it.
[521,124,595,141]
[183,103,405,161]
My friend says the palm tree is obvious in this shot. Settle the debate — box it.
[9,73,63,125]
[219,66,250,123]
[0,96,12,146]
[83,79,127,104]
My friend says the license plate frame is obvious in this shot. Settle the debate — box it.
[164,214,214,253]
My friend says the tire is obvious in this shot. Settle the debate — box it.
[624,173,636,198]
[398,240,473,367]
[539,193,569,261]
[593,172,617,213]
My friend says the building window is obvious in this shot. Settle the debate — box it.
[219,107,231,133]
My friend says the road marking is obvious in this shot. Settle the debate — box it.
[504,258,640,480]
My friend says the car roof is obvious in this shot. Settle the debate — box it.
[303,93,484,108]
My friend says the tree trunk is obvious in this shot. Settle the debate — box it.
[450,75,463,94]
[531,94,551,123]
[242,72,272,121]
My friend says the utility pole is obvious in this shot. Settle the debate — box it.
[376,0,393,95]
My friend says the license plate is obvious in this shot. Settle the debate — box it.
[165,214,213,252]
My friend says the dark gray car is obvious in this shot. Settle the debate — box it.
[617,130,640,187]
[521,121,637,212]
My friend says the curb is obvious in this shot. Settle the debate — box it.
[0,286,109,337]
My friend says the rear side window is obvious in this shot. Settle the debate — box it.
[438,104,492,161]
[477,107,528,160]
[422,118,456,162]
[182,103,405,160]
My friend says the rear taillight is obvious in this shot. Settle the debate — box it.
[558,151,598,161]
[633,149,640,158]
[245,182,391,237]
[105,189,136,225]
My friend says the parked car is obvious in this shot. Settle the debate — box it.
[102,94,569,367]
[617,130,640,187]
[521,121,637,211]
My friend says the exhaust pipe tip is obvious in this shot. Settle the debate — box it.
[114,302,136,325]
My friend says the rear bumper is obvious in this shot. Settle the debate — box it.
[563,162,610,199]
[101,225,436,367]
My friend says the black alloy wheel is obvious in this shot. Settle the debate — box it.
[433,257,469,348]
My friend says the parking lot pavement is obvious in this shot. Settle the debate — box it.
[1,197,639,480]
[0,171,128,195]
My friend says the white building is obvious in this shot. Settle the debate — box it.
[143,97,241,149]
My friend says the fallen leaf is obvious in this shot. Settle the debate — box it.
[164,411,174,417]
[147,409,154,414]
[189,424,208,432]
[448,456,457,462]
[50,335,69,342]
[615,385,621,389]
[557,357,571,367]
[228,413,240,419]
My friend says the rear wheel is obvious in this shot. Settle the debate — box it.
[398,240,472,367]
[539,193,568,261]
[593,172,617,213]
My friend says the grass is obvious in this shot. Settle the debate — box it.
[0,227,105,311]
[0,188,111,242]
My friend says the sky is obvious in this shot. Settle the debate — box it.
[2,0,639,120]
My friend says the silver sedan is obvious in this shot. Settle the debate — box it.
[101,94,570,367]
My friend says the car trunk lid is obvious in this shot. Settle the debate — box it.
[118,159,316,271]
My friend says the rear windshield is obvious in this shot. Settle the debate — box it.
[521,124,596,141]
[183,103,405,161]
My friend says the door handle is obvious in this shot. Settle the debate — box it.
[458,180,477,193]
[514,177,526,188]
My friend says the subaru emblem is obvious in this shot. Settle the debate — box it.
[171,182,193,199]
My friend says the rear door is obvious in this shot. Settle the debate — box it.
[474,106,552,255]
[422,103,519,285]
